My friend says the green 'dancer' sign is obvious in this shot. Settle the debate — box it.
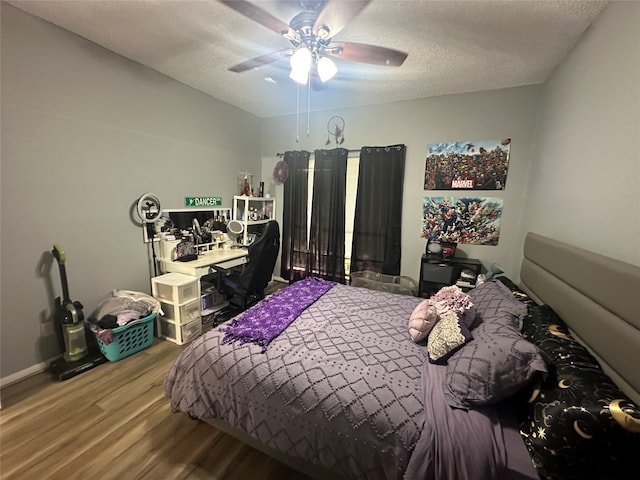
[185,196,222,207]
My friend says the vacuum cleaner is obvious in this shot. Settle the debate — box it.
[50,244,106,380]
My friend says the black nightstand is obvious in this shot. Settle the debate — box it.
[419,254,482,297]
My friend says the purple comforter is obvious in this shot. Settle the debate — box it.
[165,283,512,479]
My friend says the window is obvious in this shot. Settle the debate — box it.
[282,145,405,281]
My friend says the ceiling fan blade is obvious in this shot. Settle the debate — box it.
[229,49,290,73]
[330,42,408,67]
[220,0,289,35]
[313,0,370,37]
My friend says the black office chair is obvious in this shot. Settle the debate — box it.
[215,220,280,316]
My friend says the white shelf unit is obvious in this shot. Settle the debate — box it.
[151,272,202,345]
[159,237,229,261]
[233,195,276,246]
[196,239,228,256]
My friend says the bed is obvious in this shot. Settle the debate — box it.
[165,232,640,480]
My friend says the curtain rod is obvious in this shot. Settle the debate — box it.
[277,149,360,157]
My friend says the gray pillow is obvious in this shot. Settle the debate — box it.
[468,280,528,329]
[443,309,547,409]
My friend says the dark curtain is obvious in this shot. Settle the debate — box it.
[351,144,406,275]
[309,148,348,283]
[280,150,311,281]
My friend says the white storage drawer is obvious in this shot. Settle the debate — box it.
[152,272,198,304]
[159,298,200,324]
[158,317,202,345]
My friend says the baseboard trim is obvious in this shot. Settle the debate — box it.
[0,357,54,389]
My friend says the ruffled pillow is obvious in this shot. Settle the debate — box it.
[408,299,439,342]
[431,285,476,328]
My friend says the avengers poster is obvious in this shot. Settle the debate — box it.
[421,197,503,246]
[424,139,511,190]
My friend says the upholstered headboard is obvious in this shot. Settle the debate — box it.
[519,232,640,405]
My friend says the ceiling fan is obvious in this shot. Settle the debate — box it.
[220,0,408,84]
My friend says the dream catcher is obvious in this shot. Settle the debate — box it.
[325,115,345,145]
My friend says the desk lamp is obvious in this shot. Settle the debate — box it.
[136,193,163,276]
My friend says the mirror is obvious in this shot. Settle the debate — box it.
[143,207,232,243]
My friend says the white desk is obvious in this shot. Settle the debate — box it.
[158,248,248,279]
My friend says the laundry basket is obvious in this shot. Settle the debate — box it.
[89,290,161,362]
[96,312,157,362]
[350,271,418,296]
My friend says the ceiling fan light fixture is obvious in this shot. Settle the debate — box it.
[316,25,331,40]
[289,65,309,84]
[290,45,312,72]
[317,55,337,82]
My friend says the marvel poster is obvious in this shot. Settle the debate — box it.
[424,139,511,190]
[421,196,503,246]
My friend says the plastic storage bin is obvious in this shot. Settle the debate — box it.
[152,273,198,303]
[158,316,202,345]
[159,298,200,324]
[350,271,418,296]
[96,312,157,362]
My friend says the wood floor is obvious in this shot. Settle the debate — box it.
[0,290,312,480]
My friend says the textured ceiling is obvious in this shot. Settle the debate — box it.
[8,0,608,118]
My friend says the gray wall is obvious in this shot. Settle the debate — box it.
[519,0,640,268]
[0,4,262,379]
[261,86,542,282]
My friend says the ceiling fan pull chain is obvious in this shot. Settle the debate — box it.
[296,82,300,143]
[307,72,311,138]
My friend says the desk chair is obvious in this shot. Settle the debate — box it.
[214,220,280,318]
